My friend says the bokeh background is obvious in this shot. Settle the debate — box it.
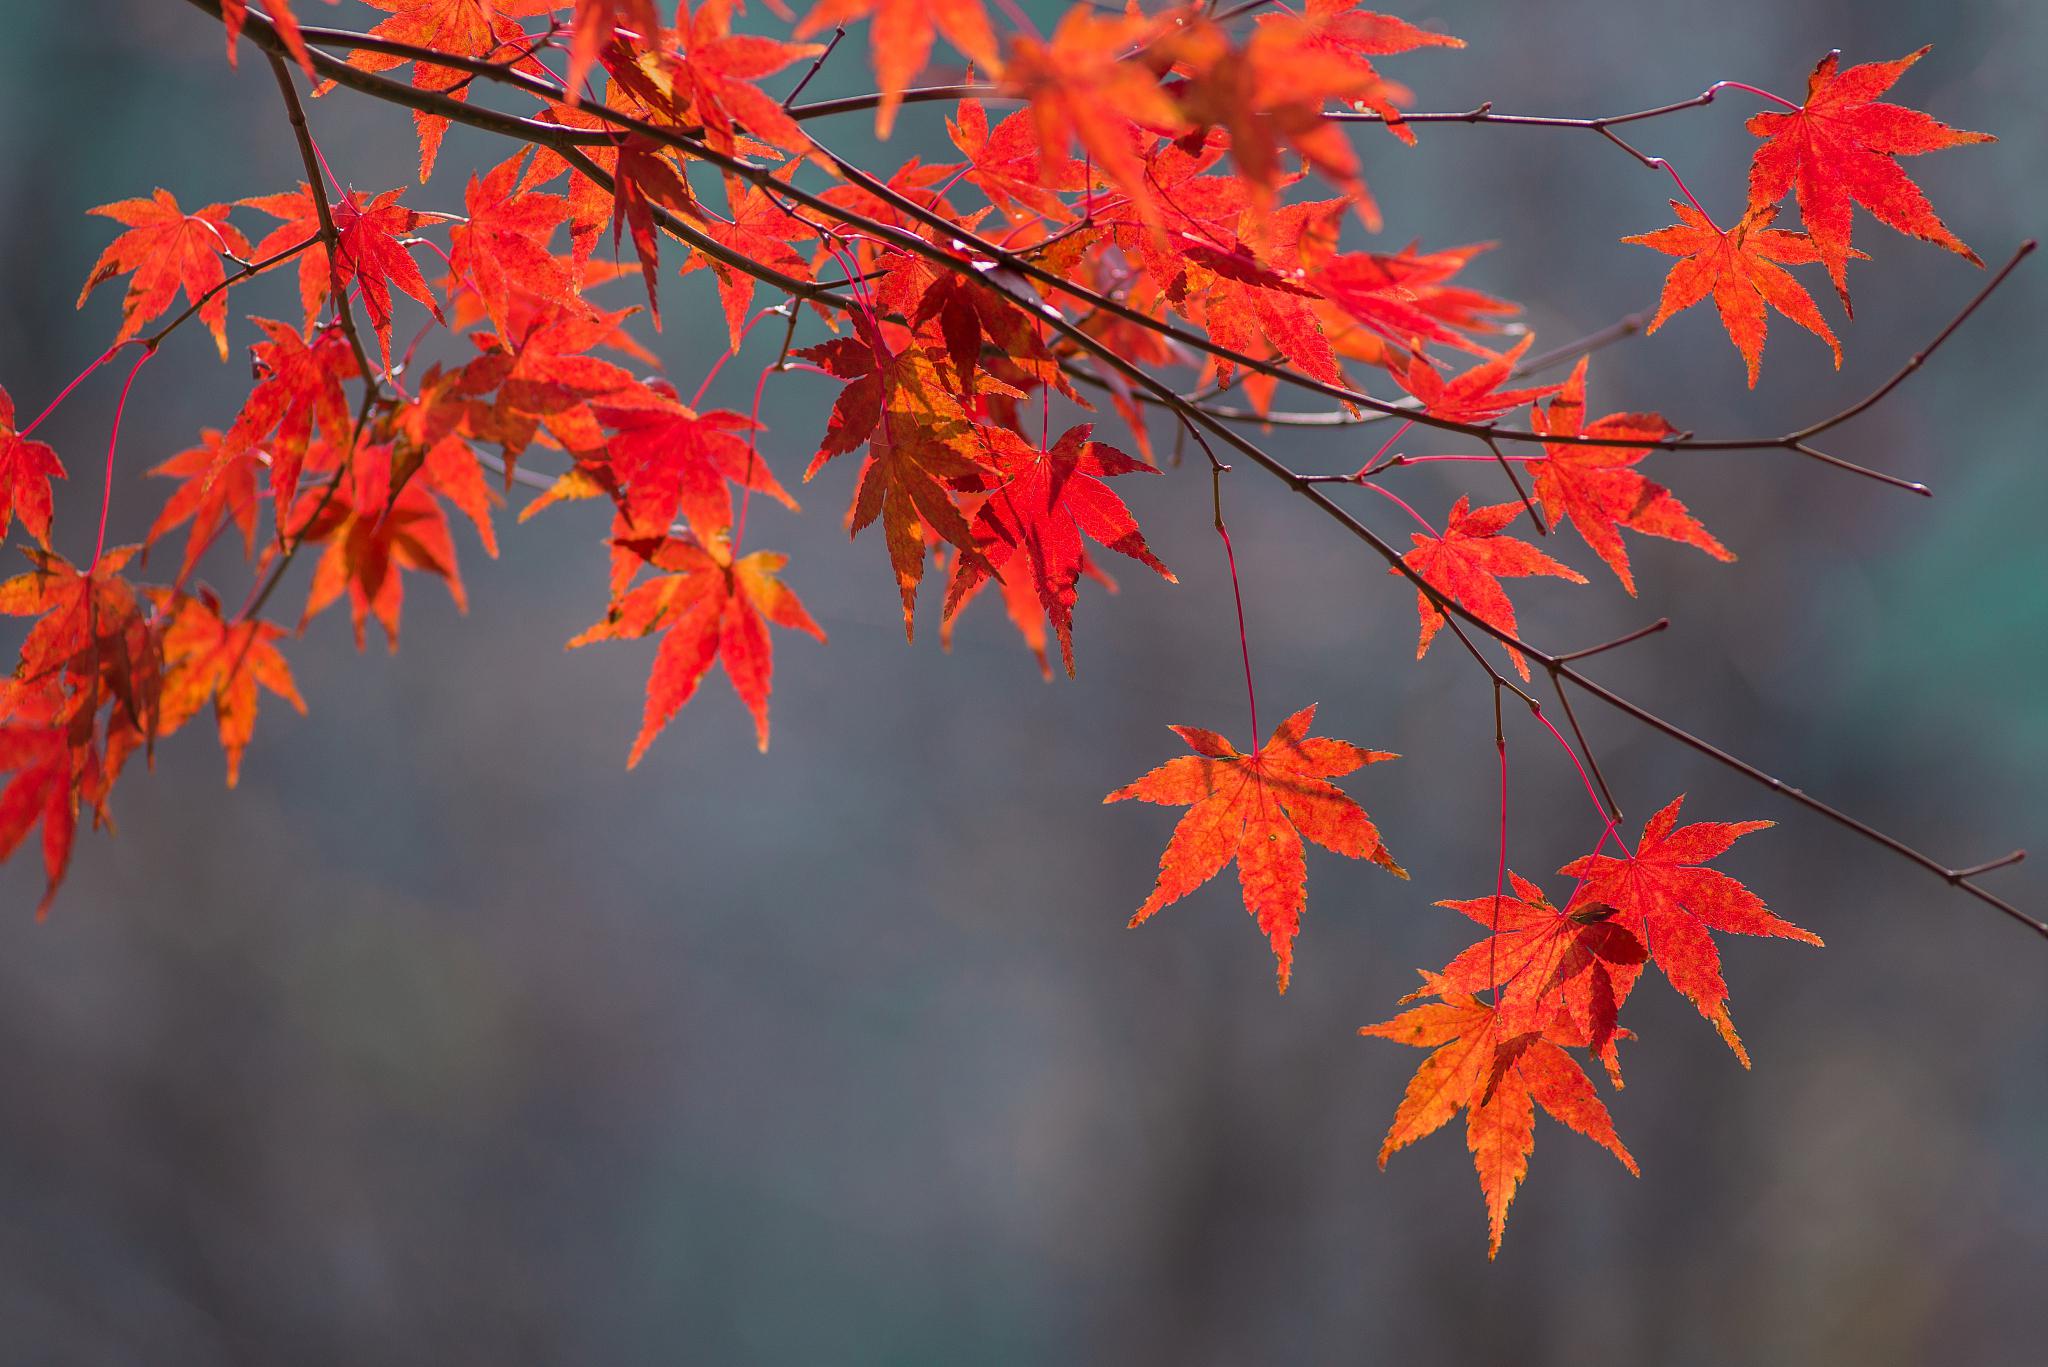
[0,1,2042,1362]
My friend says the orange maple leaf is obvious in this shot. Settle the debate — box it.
[570,535,826,763]
[1398,496,1585,681]
[297,458,468,651]
[1526,359,1730,595]
[944,423,1173,676]
[150,589,305,789]
[565,0,663,103]
[146,429,259,582]
[449,154,575,342]
[0,385,66,552]
[1106,704,1403,992]
[217,318,359,520]
[1558,795,1820,1066]
[1362,978,1636,1258]
[1433,869,1646,1086]
[222,0,330,76]
[1745,47,1993,312]
[797,0,1001,139]
[1623,200,1850,387]
[344,0,558,180]
[1388,335,1557,425]
[77,190,252,360]
[1002,7,1191,234]
[797,323,992,638]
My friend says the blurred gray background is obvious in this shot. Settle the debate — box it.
[0,1,2042,1363]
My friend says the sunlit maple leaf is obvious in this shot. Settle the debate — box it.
[797,0,1001,139]
[0,385,65,551]
[1106,703,1403,992]
[1003,6,1191,233]
[605,136,700,327]
[1433,869,1646,1086]
[1314,241,1514,365]
[1388,335,1557,425]
[150,588,305,788]
[1398,496,1585,681]
[947,99,1086,224]
[569,534,826,762]
[565,0,662,103]
[1526,358,1730,595]
[668,0,825,155]
[1623,200,1850,387]
[1362,980,1636,1258]
[245,183,447,372]
[796,322,992,637]
[944,423,1172,675]
[296,458,467,651]
[1745,47,1993,312]
[940,535,1117,681]
[594,392,799,546]
[145,429,259,583]
[461,300,653,469]
[77,190,252,359]
[449,154,575,342]
[217,317,359,520]
[0,685,87,918]
[1263,1,1462,147]
[1558,795,1820,1066]
[345,0,559,180]
[222,0,329,76]
[680,180,817,349]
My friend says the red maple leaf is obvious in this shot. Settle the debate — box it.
[1623,200,1850,386]
[569,534,826,763]
[296,456,468,651]
[1002,7,1191,234]
[1745,48,1993,312]
[223,0,328,76]
[680,179,817,349]
[77,190,252,359]
[1106,704,1403,992]
[1362,979,1636,1258]
[944,423,1173,676]
[244,183,447,371]
[668,0,825,156]
[1558,795,1820,1066]
[1314,241,1514,365]
[145,429,259,583]
[217,318,360,520]
[595,393,799,546]
[940,536,1118,681]
[947,99,1087,225]
[1398,496,1585,681]
[1388,335,1557,425]
[796,323,992,637]
[150,588,305,789]
[0,685,89,918]
[449,154,575,341]
[344,0,558,180]
[1433,869,1646,1086]
[1526,358,1730,595]
[797,0,1001,138]
[0,385,66,551]
[564,0,662,102]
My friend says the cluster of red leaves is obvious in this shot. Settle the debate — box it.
[1625,48,1991,384]
[1365,797,1819,1255]
[0,0,1999,1259]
